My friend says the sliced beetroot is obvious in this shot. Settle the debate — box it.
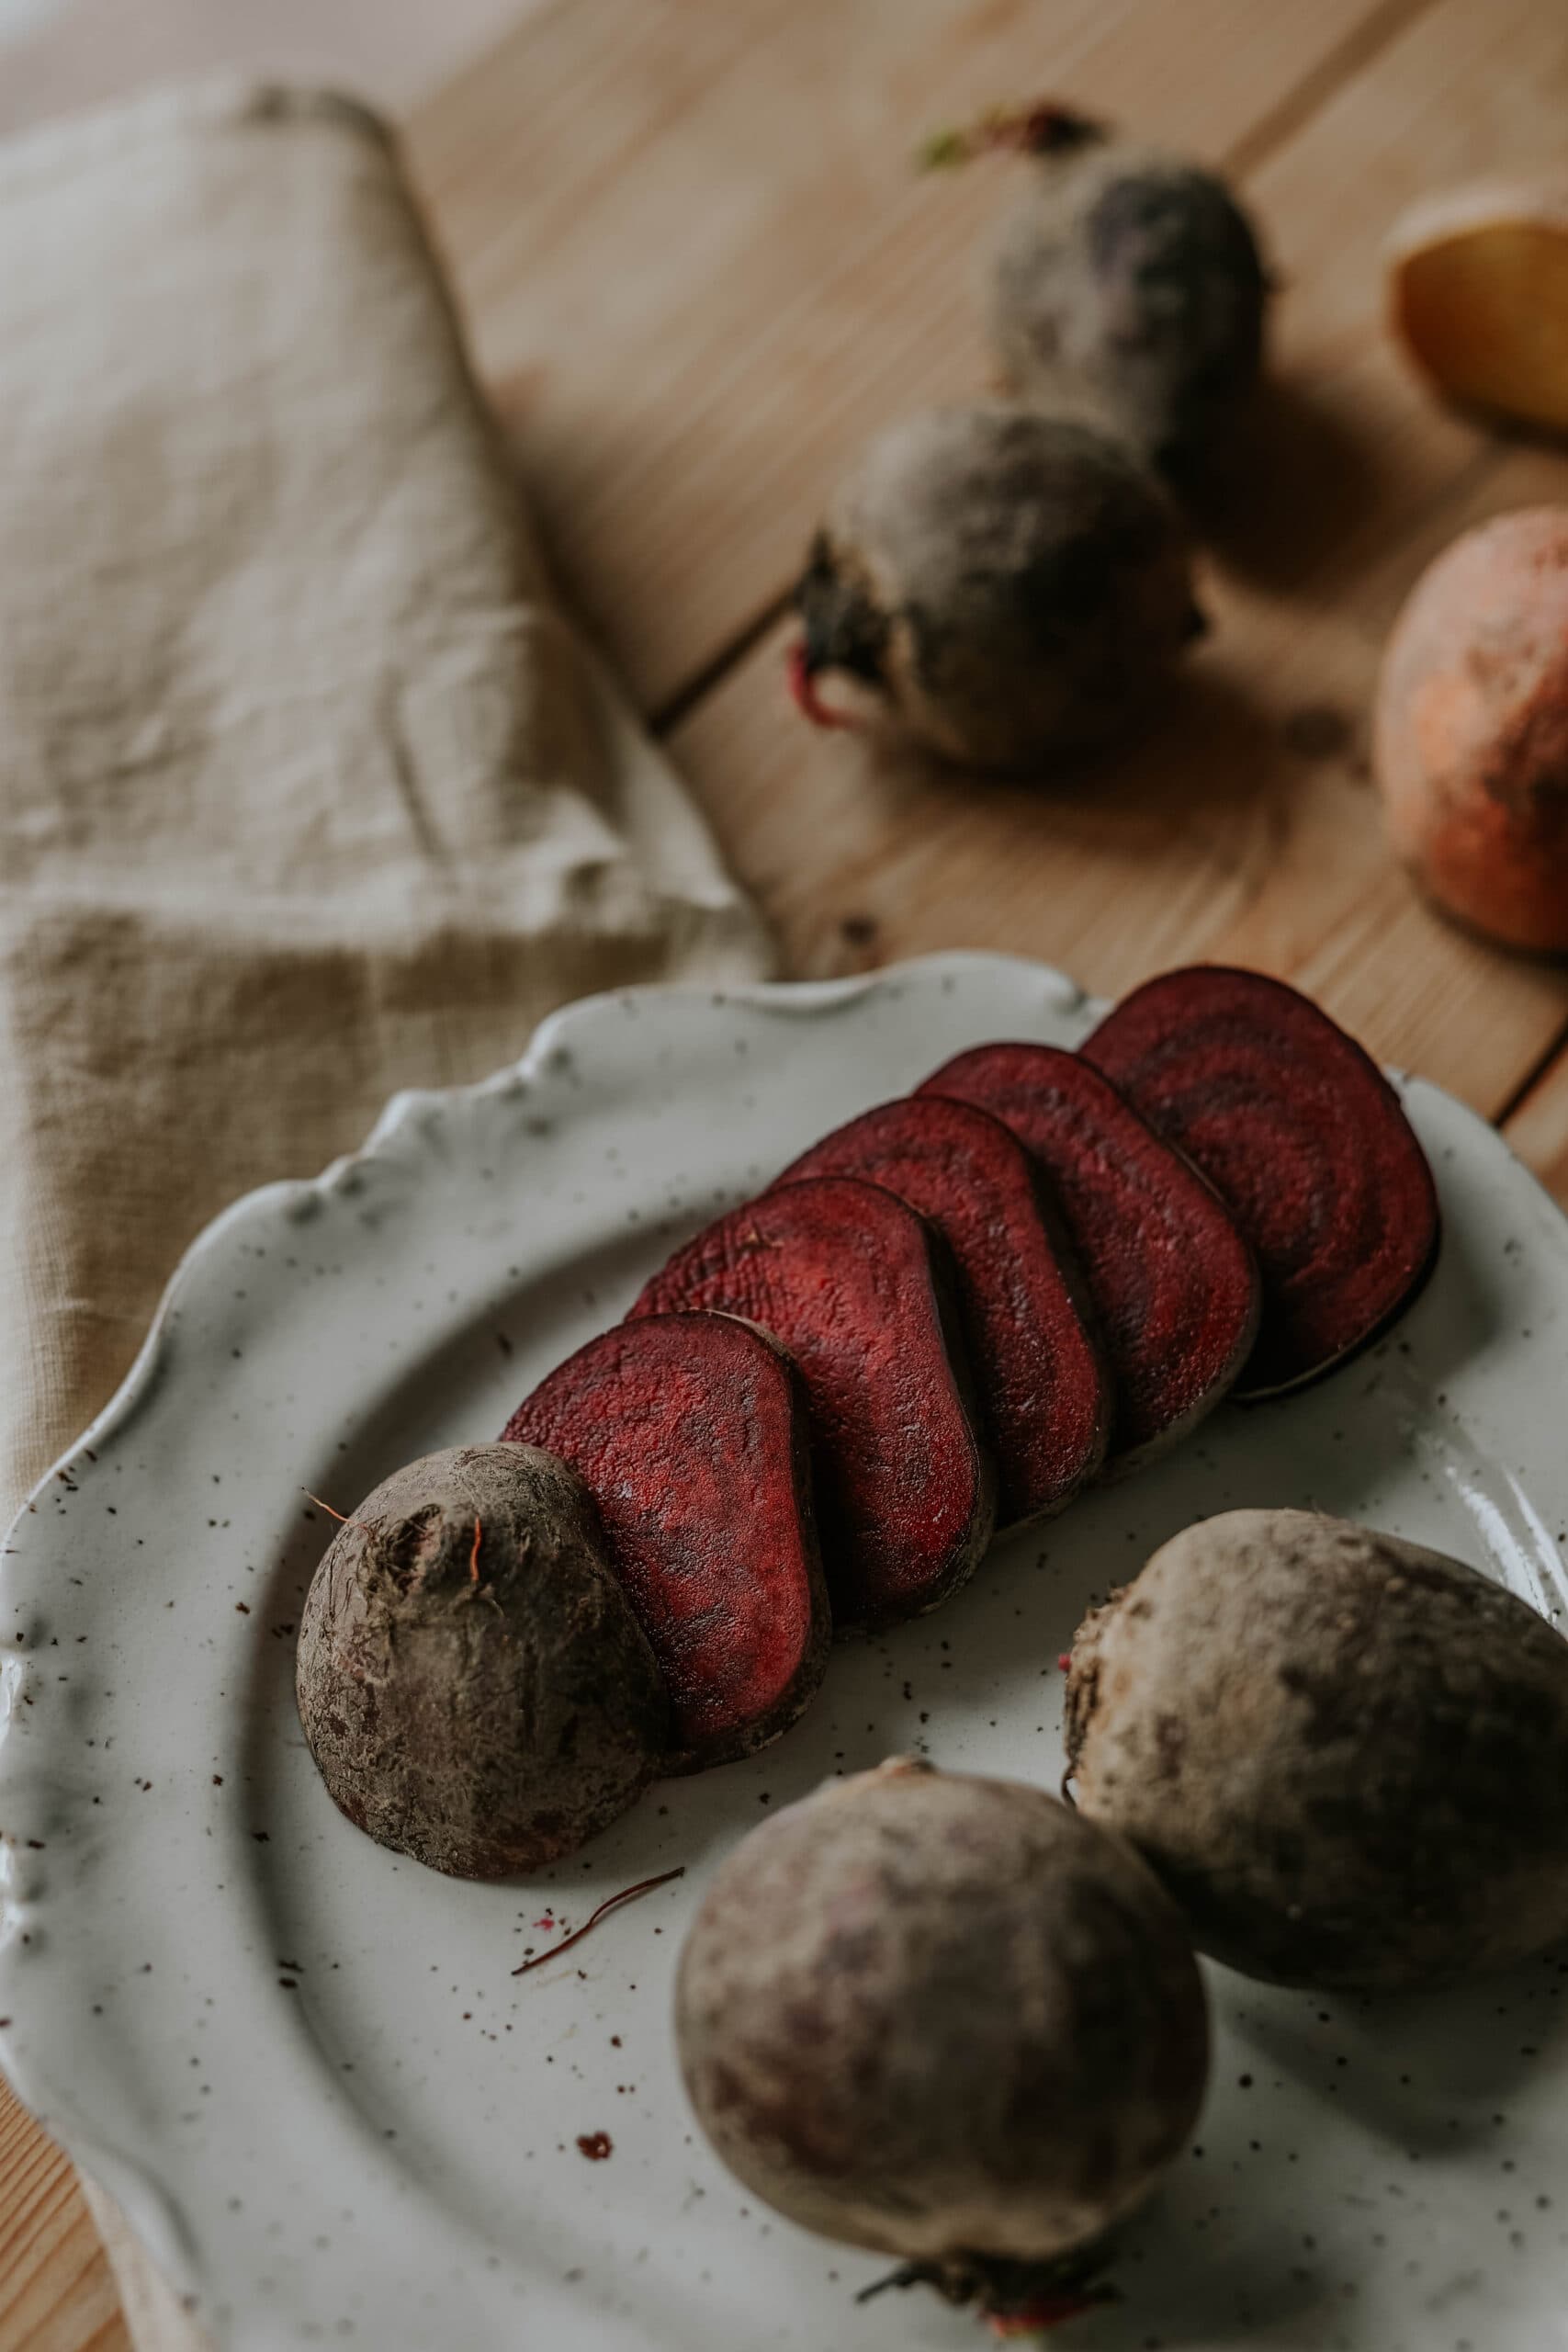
[502,1314,829,1773]
[919,1044,1258,1463]
[770,1097,1111,1529]
[1082,966,1440,1395]
[628,1178,995,1631]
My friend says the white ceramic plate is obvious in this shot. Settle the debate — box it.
[4,953,1568,2352]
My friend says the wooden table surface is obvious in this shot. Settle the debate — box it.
[6,0,1568,2344]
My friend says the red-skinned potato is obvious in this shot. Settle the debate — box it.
[1373,506,1568,954]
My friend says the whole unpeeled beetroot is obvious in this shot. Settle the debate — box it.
[793,401,1201,771]
[980,105,1269,485]
[295,1444,666,1878]
[502,1313,830,1772]
[1083,967,1440,1394]
[773,1095,1111,1528]
[1066,1509,1568,1990]
[920,1041,1258,1464]
[676,1758,1209,2320]
[629,1177,993,1630]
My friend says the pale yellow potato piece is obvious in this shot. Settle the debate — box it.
[1387,178,1568,433]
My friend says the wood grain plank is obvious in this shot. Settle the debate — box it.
[0,2084,126,2352]
[406,0,1439,712]
[666,0,1568,1115]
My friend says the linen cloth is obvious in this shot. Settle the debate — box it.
[0,75,773,2348]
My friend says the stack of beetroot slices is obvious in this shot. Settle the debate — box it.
[503,966,1440,1773]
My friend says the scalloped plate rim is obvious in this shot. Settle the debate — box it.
[3,947,1566,2352]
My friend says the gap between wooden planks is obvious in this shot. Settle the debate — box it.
[5,4,1566,2350]
[411,0,1568,1189]
[1504,1065,1568,1206]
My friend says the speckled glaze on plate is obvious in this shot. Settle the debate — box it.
[3,953,1568,2352]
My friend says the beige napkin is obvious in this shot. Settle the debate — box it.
[0,76,772,2348]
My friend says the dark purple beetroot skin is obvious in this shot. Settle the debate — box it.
[628,1178,995,1631]
[920,1044,1258,1464]
[772,1096,1111,1529]
[502,1313,830,1773]
[1083,967,1440,1395]
[676,1758,1210,2307]
[295,1445,667,1879]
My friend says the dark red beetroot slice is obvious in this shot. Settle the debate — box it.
[1083,967,1441,1396]
[769,1096,1111,1530]
[919,1044,1259,1463]
[628,1177,995,1632]
[502,1314,829,1773]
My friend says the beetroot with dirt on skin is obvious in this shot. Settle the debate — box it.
[502,1313,829,1773]
[295,1445,666,1879]
[1066,1510,1568,1990]
[968,103,1270,488]
[1083,967,1440,1395]
[772,1095,1110,1528]
[919,1043,1258,1464]
[676,1758,1209,2321]
[628,1177,994,1631]
[793,402,1201,771]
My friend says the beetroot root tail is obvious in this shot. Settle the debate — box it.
[988,2286,1115,2336]
[786,640,863,731]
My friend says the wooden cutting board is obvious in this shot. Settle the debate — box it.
[6,0,1568,2345]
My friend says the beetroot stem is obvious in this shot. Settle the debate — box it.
[916,100,1106,170]
[513,1866,685,1976]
